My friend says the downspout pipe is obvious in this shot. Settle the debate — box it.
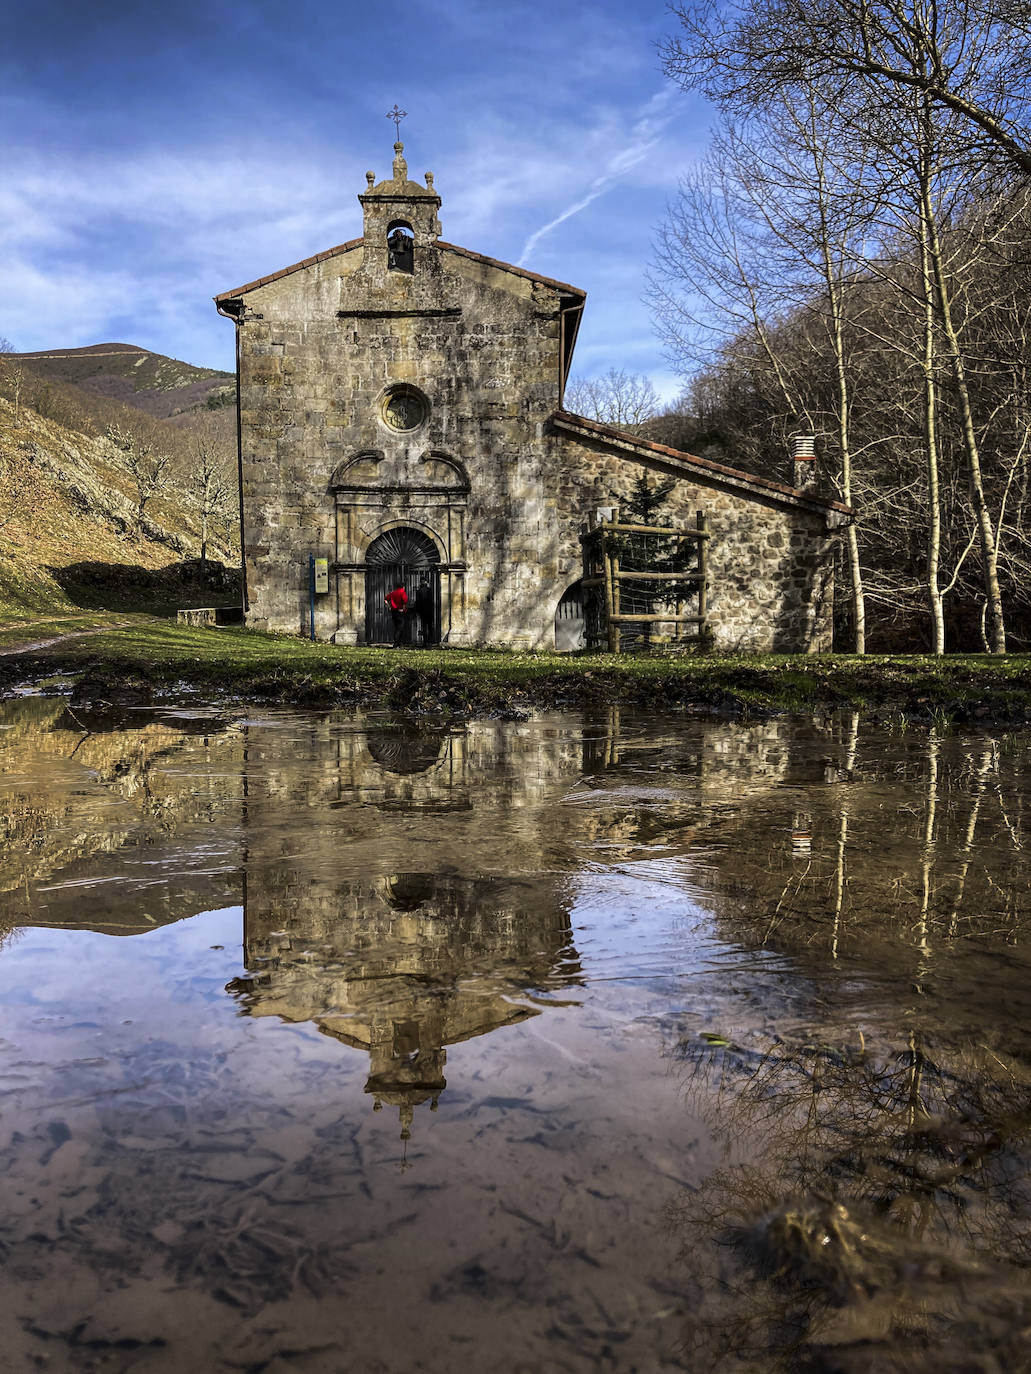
[215,298,248,615]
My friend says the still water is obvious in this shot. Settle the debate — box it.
[1,698,1029,1373]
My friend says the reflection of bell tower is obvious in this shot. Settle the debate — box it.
[367,1015,447,1141]
[230,715,584,1152]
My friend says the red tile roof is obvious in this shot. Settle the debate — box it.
[214,239,364,302]
[551,410,855,517]
[434,242,585,298]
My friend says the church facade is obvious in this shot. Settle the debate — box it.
[215,142,851,652]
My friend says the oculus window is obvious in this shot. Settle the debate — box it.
[381,384,429,433]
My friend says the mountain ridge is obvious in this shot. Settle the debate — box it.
[7,342,234,419]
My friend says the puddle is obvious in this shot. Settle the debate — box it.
[1,700,1029,1371]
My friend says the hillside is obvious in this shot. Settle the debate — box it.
[0,351,240,622]
[9,343,234,419]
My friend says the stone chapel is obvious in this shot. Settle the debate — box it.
[215,140,851,652]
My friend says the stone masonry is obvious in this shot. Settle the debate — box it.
[215,141,852,652]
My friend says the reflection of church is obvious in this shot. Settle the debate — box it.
[230,869,578,1140]
[229,713,583,1141]
[7,695,899,1145]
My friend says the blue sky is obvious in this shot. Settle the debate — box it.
[1,0,711,399]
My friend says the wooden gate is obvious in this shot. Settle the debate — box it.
[365,527,440,646]
[580,510,709,653]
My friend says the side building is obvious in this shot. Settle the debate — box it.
[215,140,852,651]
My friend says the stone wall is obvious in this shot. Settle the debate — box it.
[547,429,838,653]
[233,236,567,648]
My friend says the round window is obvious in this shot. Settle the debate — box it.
[381,385,428,432]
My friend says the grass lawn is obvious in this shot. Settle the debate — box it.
[1,616,1029,721]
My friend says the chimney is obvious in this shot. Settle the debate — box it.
[791,433,816,489]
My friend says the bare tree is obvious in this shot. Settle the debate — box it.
[187,441,234,576]
[107,422,172,526]
[0,459,27,532]
[662,0,1031,176]
[654,0,1031,650]
[711,105,875,651]
[564,368,661,428]
[863,64,1014,652]
[0,340,25,423]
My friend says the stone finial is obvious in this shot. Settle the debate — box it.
[392,141,408,182]
[425,172,434,190]
[366,170,375,188]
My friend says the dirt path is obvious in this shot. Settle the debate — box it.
[0,621,136,657]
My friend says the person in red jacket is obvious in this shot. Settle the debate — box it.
[385,583,408,646]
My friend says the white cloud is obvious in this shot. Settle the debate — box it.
[516,87,680,265]
[0,142,361,359]
[0,78,702,384]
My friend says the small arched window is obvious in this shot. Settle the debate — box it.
[555,580,586,652]
[387,220,414,274]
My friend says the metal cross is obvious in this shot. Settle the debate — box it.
[386,104,408,138]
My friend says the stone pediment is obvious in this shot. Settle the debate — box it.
[331,450,469,493]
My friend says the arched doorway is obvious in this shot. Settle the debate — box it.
[555,579,586,652]
[365,527,440,646]
[366,723,445,774]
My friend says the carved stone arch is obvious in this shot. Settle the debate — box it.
[418,450,470,491]
[357,518,447,565]
[555,578,586,652]
[366,726,444,778]
[332,466,468,646]
[364,524,443,647]
[331,450,385,490]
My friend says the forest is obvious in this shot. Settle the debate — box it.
[582,0,1031,654]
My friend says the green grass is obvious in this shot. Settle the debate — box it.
[0,562,79,620]
[2,618,1029,720]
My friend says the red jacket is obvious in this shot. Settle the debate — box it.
[386,587,408,612]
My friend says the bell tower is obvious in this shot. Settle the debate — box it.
[359,137,442,278]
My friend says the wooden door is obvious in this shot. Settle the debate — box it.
[365,528,440,646]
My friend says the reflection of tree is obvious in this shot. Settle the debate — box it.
[703,724,1031,965]
[528,710,1031,1367]
[671,1028,1031,1371]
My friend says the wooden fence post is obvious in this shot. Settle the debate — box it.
[603,537,618,653]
